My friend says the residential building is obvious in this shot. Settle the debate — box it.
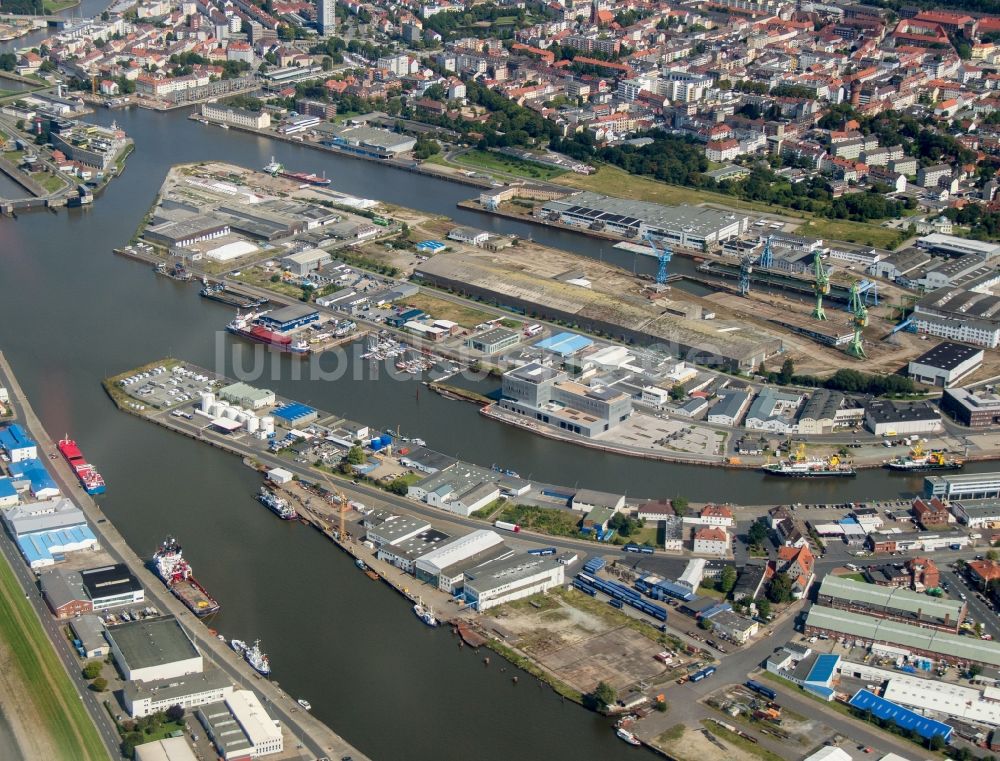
[911,497,951,530]
[908,342,984,387]
[636,500,675,521]
[777,544,815,598]
[693,526,729,556]
[200,103,271,130]
[684,504,735,527]
[967,559,1000,589]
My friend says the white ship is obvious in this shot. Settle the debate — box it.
[413,598,438,627]
[257,487,297,520]
[230,639,247,656]
[245,639,271,676]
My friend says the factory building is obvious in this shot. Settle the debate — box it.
[465,327,520,355]
[7,457,59,499]
[218,382,275,410]
[107,616,203,683]
[414,530,510,592]
[950,499,1000,529]
[538,191,749,249]
[135,738,198,761]
[864,400,942,436]
[795,390,846,434]
[3,498,97,569]
[815,575,965,632]
[463,555,565,612]
[80,564,145,610]
[0,477,19,508]
[280,248,332,276]
[125,670,233,718]
[805,605,1000,669]
[70,615,110,659]
[327,125,417,159]
[707,389,752,426]
[848,690,953,744]
[197,691,283,760]
[0,423,37,462]
[941,387,1000,429]
[912,288,1000,349]
[498,363,632,438]
[908,342,984,388]
[925,472,1000,500]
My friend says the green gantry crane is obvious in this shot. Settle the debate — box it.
[812,249,829,321]
[848,281,869,359]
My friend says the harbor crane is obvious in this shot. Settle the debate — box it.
[643,232,673,286]
[759,236,774,269]
[811,249,830,321]
[848,281,869,359]
[739,254,753,296]
[318,471,352,543]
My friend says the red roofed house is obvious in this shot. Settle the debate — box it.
[777,544,815,597]
[967,560,1000,590]
[693,526,730,556]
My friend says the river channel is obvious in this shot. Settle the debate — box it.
[0,101,994,760]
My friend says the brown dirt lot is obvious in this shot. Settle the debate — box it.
[487,593,670,694]
[649,724,765,761]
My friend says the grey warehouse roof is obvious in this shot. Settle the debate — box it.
[108,617,199,669]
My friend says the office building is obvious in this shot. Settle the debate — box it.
[925,472,1000,500]
[864,400,942,436]
[125,670,233,718]
[941,386,1000,428]
[80,564,144,610]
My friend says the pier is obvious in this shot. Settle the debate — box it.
[0,351,371,761]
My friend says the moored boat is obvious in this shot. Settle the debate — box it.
[152,537,221,617]
[413,598,438,627]
[57,436,106,495]
[257,487,297,519]
[227,311,310,356]
[616,728,641,746]
[761,444,855,478]
[244,639,271,676]
[885,443,962,472]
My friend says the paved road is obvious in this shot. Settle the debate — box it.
[940,567,1000,640]
[0,352,368,761]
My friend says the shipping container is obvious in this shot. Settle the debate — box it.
[609,599,624,609]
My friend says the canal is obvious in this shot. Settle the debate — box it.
[0,104,991,760]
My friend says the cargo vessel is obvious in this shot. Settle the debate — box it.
[152,537,221,617]
[257,487,297,520]
[761,444,856,478]
[226,311,310,355]
[413,598,437,627]
[885,443,963,472]
[57,437,106,495]
[200,281,267,309]
[263,157,331,186]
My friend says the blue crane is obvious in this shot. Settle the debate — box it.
[759,236,773,269]
[644,232,672,286]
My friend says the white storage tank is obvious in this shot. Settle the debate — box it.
[201,392,215,412]
[261,416,275,436]
[246,416,260,433]
[223,406,239,420]
[209,402,224,417]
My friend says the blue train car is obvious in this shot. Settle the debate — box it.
[745,680,777,701]
[528,547,557,556]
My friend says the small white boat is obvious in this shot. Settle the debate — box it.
[297,699,312,710]
[616,728,641,746]
[230,639,247,656]
[413,598,438,627]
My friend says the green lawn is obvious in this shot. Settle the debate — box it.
[44,0,80,11]
[32,172,66,193]
[496,504,581,537]
[0,549,107,761]
[798,217,902,250]
[452,149,566,181]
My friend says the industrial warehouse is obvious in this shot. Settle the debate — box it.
[413,250,783,372]
[537,191,749,249]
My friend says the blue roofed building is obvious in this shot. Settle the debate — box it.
[849,689,953,743]
[2,498,97,569]
[8,458,59,499]
[803,653,840,700]
[0,476,18,508]
[0,423,37,463]
[534,331,593,358]
[271,402,318,426]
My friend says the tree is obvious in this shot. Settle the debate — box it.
[767,572,793,604]
[593,681,616,709]
[387,478,409,496]
[969,664,983,679]
[669,384,686,401]
[165,704,185,721]
[718,565,737,594]
[987,549,998,562]
[698,617,714,631]
[91,677,108,692]
[778,357,795,385]
[754,597,771,620]
[81,662,102,680]
[672,497,689,517]
[747,520,768,549]
[121,732,143,757]
[346,445,365,465]
[927,734,944,752]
